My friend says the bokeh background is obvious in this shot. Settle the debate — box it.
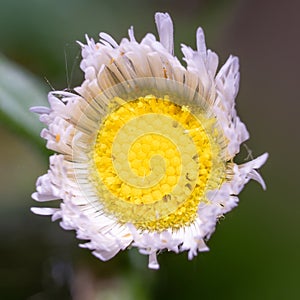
[0,0,299,299]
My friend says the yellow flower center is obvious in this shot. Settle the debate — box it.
[91,95,225,231]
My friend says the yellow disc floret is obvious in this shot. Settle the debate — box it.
[91,95,225,231]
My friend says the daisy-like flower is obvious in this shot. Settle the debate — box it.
[31,13,268,269]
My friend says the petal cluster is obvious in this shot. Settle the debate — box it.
[31,12,267,269]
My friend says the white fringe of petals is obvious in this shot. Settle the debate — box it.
[31,12,268,269]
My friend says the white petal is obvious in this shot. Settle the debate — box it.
[240,153,268,190]
[148,252,160,270]
[30,106,51,114]
[196,27,206,57]
[128,26,136,42]
[197,239,210,252]
[206,49,219,78]
[249,169,267,190]
[240,153,269,172]
[216,55,240,103]
[155,12,174,54]
[51,210,62,221]
[31,192,59,201]
[31,207,59,216]
[99,32,119,48]
[92,247,120,261]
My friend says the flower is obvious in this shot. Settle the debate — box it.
[31,12,268,269]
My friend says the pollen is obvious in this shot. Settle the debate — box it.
[55,134,60,142]
[91,95,226,231]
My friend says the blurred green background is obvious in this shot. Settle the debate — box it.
[0,0,299,299]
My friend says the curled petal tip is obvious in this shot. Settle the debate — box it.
[254,152,269,169]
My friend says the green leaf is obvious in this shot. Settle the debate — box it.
[0,54,48,144]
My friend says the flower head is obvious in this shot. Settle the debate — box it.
[31,13,268,269]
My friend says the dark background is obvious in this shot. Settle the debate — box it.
[0,0,299,299]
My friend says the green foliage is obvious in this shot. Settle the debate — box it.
[0,54,48,144]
